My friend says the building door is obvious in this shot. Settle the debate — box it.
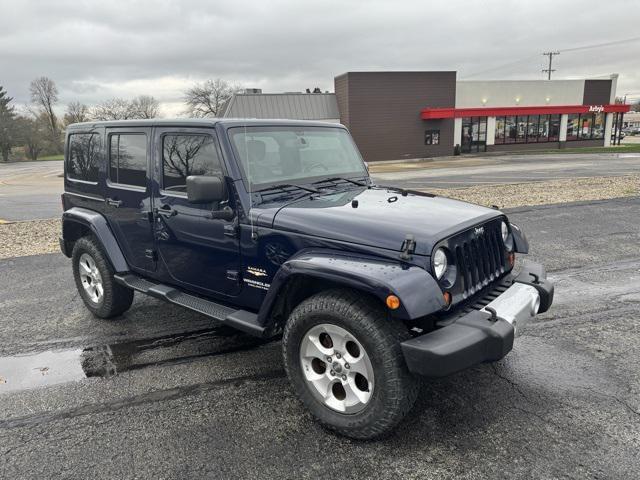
[461,117,487,153]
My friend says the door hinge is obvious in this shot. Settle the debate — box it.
[223,224,238,237]
[144,249,158,261]
[226,270,240,283]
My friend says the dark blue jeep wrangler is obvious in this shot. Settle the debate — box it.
[60,119,553,439]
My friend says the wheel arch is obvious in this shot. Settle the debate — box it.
[257,249,446,331]
[62,207,129,272]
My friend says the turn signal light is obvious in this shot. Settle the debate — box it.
[386,295,401,310]
[508,252,516,268]
[443,291,452,306]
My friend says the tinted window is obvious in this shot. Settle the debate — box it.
[67,133,100,182]
[162,134,223,193]
[109,134,147,187]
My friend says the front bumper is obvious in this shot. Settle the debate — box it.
[401,262,554,377]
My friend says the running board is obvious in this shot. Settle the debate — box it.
[114,273,266,337]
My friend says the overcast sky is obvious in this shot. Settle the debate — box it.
[1,0,639,116]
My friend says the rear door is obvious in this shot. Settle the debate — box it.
[152,127,241,296]
[104,127,155,272]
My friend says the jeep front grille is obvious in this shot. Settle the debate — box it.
[451,221,507,299]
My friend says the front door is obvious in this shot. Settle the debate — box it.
[104,127,155,272]
[461,117,487,153]
[152,128,241,297]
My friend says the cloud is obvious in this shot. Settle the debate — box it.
[1,0,638,113]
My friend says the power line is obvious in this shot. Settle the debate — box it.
[561,35,640,52]
[542,51,560,80]
[462,35,640,80]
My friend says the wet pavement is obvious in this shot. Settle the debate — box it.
[1,197,639,479]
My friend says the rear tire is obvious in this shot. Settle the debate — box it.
[282,289,418,439]
[72,236,134,319]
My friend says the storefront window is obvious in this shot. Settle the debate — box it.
[505,116,517,143]
[527,115,539,142]
[495,117,505,144]
[567,114,579,141]
[592,112,605,139]
[579,113,593,139]
[516,116,527,143]
[537,115,549,142]
[549,115,560,141]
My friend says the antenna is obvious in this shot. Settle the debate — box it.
[242,123,256,241]
[542,51,560,80]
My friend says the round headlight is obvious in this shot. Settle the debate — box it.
[433,248,448,280]
[501,221,509,242]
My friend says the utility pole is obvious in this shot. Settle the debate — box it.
[542,51,560,80]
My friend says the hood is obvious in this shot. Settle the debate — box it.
[267,187,502,256]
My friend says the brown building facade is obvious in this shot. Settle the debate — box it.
[334,72,456,161]
[224,71,630,162]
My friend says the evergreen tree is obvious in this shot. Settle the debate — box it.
[0,85,17,162]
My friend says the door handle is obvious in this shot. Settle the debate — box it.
[106,198,122,208]
[155,206,177,217]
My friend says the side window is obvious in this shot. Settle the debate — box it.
[67,133,100,182]
[109,134,147,187]
[162,134,223,193]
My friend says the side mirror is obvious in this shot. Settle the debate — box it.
[186,175,226,204]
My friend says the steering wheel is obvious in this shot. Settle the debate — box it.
[304,162,329,174]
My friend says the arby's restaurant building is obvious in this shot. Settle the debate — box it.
[223,71,631,162]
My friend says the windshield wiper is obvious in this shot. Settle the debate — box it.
[312,176,367,187]
[254,183,320,194]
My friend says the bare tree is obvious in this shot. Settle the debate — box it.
[29,77,60,146]
[91,98,133,121]
[92,96,160,121]
[184,79,241,118]
[64,101,91,126]
[129,95,160,119]
[16,115,48,161]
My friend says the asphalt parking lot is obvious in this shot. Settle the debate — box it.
[1,196,639,479]
[373,151,640,189]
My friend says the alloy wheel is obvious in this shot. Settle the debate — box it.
[299,323,374,414]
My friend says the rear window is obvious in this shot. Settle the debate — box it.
[109,134,147,187]
[67,133,100,183]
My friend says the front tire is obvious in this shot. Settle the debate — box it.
[282,289,419,439]
[72,236,134,319]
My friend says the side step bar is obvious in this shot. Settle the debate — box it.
[114,273,266,337]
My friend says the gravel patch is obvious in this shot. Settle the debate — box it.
[427,175,640,209]
[0,219,61,259]
[0,176,637,259]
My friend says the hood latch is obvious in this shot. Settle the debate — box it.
[400,234,416,260]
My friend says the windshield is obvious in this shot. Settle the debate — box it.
[228,126,368,191]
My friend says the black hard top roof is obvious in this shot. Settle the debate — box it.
[66,118,346,130]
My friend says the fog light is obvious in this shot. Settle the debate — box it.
[386,295,401,310]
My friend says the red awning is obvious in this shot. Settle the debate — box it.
[421,104,631,119]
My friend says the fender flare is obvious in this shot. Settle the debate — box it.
[509,222,529,254]
[61,207,129,273]
[257,249,445,326]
